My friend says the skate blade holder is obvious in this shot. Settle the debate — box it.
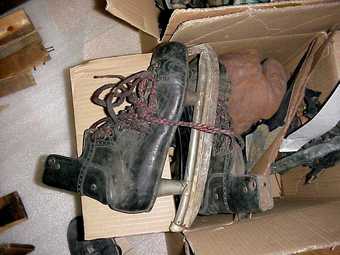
[156,44,220,232]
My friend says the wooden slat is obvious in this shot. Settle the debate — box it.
[0,72,35,97]
[0,10,49,97]
[0,244,34,255]
[0,191,28,234]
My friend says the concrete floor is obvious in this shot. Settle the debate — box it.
[0,0,167,254]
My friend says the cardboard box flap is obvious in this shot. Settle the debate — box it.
[306,35,339,101]
[163,0,336,41]
[105,0,160,39]
[209,33,317,75]
[281,33,340,200]
[283,165,340,199]
[336,32,340,73]
[184,200,340,255]
[251,32,332,176]
[180,32,340,255]
[170,2,340,45]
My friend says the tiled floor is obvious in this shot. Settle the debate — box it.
[0,0,167,254]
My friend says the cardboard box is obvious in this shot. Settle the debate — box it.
[105,0,340,49]
[166,32,340,255]
[72,1,340,254]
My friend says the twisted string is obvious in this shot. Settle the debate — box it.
[91,71,234,137]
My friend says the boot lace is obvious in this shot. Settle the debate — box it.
[90,71,234,138]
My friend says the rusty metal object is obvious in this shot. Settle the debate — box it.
[0,10,50,97]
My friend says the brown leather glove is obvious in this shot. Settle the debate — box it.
[220,50,287,135]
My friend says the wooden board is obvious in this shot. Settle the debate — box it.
[70,53,176,239]
[0,72,35,97]
[0,10,49,97]
[0,244,34,255]
[0,191,27,234]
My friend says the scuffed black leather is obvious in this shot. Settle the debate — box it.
[43,155,81,193]
[199,63,234,215]
[199,62,272,215]
[43,42,188,213]
[68,216,121,255]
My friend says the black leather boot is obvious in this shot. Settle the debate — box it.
[43,42,188,213]
[173,59,273,216]
[199,62,273,216]
[68,216,121,255]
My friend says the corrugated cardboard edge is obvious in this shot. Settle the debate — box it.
[281,32,340,199]
[251,32,333,175]
[163,0,340,42]
[208,33,317,75]
[102,0,338,43]
[169,2,340,45]
[184,199,340,255]
[105,0,160,39]
[335,32,340,74]
[70,53,176,239]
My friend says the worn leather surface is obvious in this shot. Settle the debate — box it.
[43,42,188,213]
[199,61,274,215]
[220,50,287,135]
[199,62,234,215]
[68,216,121,255]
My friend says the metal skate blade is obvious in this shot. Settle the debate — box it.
[170,44,220,232]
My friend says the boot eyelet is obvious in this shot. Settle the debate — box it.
[48,157,60,170]
[91,184,97,191]
[48,157,56,166]
[248,180,257,192]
